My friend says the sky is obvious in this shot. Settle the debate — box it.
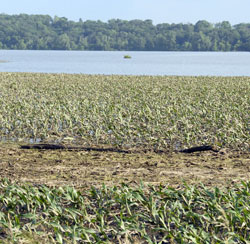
[1,0,250,25]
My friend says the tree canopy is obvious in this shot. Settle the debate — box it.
[0,14,249,51]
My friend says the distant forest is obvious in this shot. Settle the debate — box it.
[0,14,250,51]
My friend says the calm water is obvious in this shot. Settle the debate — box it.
[0,50,250,76]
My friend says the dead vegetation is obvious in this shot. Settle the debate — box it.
[1,143,249,189]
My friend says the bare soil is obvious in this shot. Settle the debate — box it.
[0,143,249,189]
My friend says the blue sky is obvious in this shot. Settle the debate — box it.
[2,0,250,25]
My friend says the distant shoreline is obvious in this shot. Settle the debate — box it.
[0,14,250,52]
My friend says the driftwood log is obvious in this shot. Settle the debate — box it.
[20,144,219,153]
[20,144,130,153]
[179,145,219,153]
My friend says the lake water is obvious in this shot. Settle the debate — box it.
[0,50,250,76]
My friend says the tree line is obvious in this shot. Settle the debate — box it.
[0,14,250,51]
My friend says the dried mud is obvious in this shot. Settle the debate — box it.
[0,143,249,189]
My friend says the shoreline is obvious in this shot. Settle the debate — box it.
[0,71,250,78]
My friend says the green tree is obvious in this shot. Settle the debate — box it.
[195,20,213,33]
[55,33,71,50]
[0,13,249,51]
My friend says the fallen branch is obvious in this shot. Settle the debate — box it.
[20,144,219,154]
[20,144,130,153]
[179,145,219,153]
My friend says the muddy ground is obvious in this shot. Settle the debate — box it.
[0,143,249,189]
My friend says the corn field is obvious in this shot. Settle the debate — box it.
[0,73,250,243]
[0,179,250,243]
[0,72,249,150]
